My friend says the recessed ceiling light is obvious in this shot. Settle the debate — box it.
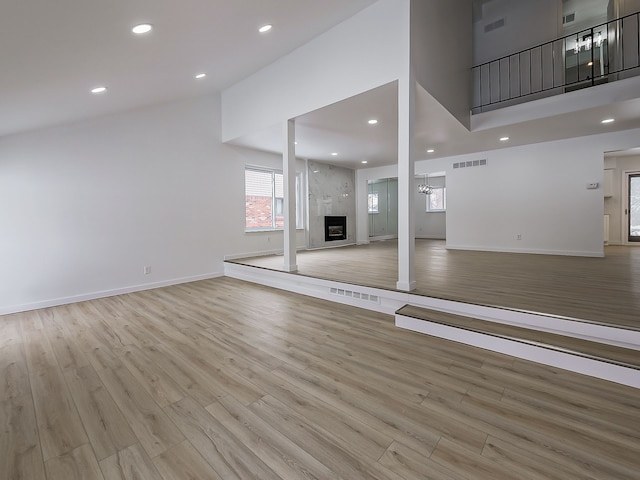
[259,24,272,33]
[500,136,510,141]
[195,73,207,79]
[294,141,298,145]
[427,149,435,153]
[368,119,378,125]
[91,86,107,94]
[331,152,338,156]
[601,118,615,124]
[362,160,368,164]
[132,23,153,35]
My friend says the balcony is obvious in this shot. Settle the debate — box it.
[472,12,640,114]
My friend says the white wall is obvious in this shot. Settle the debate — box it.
[473,0,563,65]
[445,129,640,256]
[0,95,304,314]
[221,0,409,142]
[415,175,446,239]
[412,0,473,128]
[355,129,640,256]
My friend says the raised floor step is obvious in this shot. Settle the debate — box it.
[396,305,640,370]
[395,305,640,388]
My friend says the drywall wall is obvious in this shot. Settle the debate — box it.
[221,0,409,142]
[415,175,446,239]
[355,128,640,256]
[445,129,640,256]
[0,95,305,314]
[473,0,563,65]
[604,153,640,244]
[411,0,473,129]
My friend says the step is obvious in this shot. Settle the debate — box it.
[395,305,640,388]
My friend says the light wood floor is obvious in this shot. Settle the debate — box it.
[2,277,639,479]
[230,239,640,329]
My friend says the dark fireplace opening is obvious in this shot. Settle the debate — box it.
[325,216,347,242]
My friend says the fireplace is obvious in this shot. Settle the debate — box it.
[325,216,347,241]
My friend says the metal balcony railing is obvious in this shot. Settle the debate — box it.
[472,11,640,114]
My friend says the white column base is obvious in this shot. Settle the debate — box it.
[396,280,416,291]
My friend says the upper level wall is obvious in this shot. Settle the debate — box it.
[473,0,563,65]
[411,0,473,129]
[221,0,410,143]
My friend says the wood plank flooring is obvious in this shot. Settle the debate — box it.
[229,239,640,329]
[1,277,639,479]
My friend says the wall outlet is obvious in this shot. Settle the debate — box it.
[144,266,151,275]
[516,234,522,240]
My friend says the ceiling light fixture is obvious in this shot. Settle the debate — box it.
[259,24,272,33]
[132,23,153,34]
[427,149,435,153]
[362,160,368,164]
[91,86,107,94]
[601,118,615,124]
[500,136,510,141]
[418,174,434,195]
[195,73,207,79]
[368,119,378,125]
[331,152,338,156]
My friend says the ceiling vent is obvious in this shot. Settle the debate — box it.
[484,18,505,33]
[563,12,576,24]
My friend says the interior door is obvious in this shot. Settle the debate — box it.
[629,174,640,242]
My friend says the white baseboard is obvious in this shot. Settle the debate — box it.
[416,235,446,240]
[224,246,307,261]
[0,272,223,316]
[446,244,604,258]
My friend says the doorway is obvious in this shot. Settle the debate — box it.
[628,173,640,242]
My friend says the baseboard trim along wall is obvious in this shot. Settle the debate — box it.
[0,272,223,316]
[445,244,604,257]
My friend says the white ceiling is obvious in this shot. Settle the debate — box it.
[3,0,639,168]
[230,77,640,169]
[0,0,376,138]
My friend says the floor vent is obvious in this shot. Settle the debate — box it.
[453,159,487,169]
[330,287,380,304]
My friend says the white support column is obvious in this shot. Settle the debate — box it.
[396,70,416,291]
[283,119,298,272]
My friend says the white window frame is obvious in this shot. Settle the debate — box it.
[245,166,303,232]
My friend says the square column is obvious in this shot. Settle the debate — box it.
[396,72,416,291]
[283,119,298,272]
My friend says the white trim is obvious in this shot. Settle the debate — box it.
[622,170,640,245]
[0,272,223,316]
[445,244,604,258]
[224,262,640,349]
[224,246,307,261]
[396,315,640,389]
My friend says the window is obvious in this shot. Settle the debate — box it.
[427,186,446,212]
[245,167,302,231]
[368,193,379,213]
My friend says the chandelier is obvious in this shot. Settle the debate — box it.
[418,174,433,195]
[574,31,603,54]
[417,183,434,195]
